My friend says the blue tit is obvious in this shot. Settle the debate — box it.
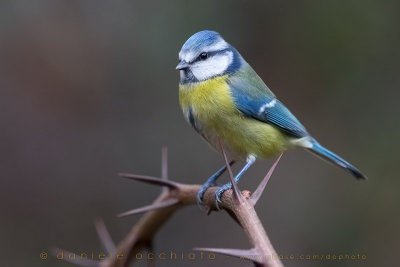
[176,30,366,206]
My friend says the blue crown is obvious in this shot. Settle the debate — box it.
[181,30,222,52]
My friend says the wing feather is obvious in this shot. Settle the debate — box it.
[228,64,309,138]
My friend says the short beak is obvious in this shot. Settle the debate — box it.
[176,60,189,70]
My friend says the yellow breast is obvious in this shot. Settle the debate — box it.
[179,76,235,116]
[179,76,288,159]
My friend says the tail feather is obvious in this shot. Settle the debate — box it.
[308,141,367,180]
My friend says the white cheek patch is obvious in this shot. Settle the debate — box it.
[191,51,233,81]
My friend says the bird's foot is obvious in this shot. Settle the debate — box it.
[196,163,234,210]
[197,181,218,209]
[215,182,232,210]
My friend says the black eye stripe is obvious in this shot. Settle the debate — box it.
[190,48,231,64]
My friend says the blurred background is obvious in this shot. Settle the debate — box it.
[1,0,399,266]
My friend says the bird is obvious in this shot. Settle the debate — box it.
[176,30,366,207]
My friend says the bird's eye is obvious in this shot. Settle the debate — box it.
[199,52,208,60]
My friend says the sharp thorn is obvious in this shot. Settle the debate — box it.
[218,138,242,202]
[93,218,116,254]
[251,153,283,205]
[50,248,99,266]
[118,173,179,189]
[161,146,169,194]
[193,247,262,263]
[117,198,179,217]
[161,146,168,181]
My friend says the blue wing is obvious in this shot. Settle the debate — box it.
[228,65,309,138]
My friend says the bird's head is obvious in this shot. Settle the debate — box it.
[177,30,243,84]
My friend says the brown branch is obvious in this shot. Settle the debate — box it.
[58,147,284,267]
[103,185,282,267]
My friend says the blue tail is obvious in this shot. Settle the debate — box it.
[308,141,366,180]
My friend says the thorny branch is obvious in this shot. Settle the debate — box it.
[54,147,284,267]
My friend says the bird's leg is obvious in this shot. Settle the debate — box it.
[197,161,235,207]
[215,155,256,208]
